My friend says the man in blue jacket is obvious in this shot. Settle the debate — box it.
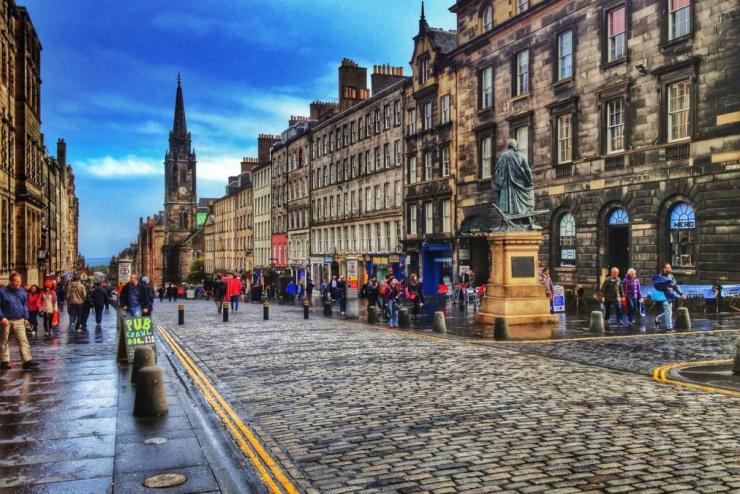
[0,272,40,369]
[652,263,687,331]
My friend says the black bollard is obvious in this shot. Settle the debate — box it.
[178,304,184,325]
[323,301,332,317]
[303,298,310,319]
[263,301,269,320]
[223,302,229,322]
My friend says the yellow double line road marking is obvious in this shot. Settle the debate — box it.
[157,325,300,494]
[652,359,739,397]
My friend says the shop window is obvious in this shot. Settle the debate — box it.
[669,202,696,267]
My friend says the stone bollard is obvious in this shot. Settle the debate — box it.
[398,308,410,329]
[589,311,605,334]
[131,345,156,384]
[494,317,509,340]
[177,304,184,325]
[733,340,740,376]
[323,301,332,317]
[367,306,378,324]
[675,307,691,331]
[223,302,229,322]
[263,302,269,320]
[134,366,168,417]
[433,311,447,333]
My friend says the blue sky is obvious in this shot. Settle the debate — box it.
[25,0,456,259]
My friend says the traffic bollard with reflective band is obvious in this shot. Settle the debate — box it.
[263,302,269,320]
[177,305,184,325]
[223,302,229,322]
[303,298,310,319]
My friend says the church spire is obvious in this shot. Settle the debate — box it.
[419,1,429,34]
[172,74,188,139]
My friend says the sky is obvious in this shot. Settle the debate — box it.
[24,0,457,260]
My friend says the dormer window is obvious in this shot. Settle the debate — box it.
[420,58,429,84]
[482,5,493,32]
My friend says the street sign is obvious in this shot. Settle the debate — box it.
[552,285,565,313]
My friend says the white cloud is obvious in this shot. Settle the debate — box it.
[79,155,163,178]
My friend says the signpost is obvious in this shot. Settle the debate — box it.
[345,257,359,318]
[552,285,565,313]
[117,314,156,364]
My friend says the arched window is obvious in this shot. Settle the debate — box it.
[482,4,493,32]
[669,202,696,267]
[608,208,629,225]
[559,213,576,267]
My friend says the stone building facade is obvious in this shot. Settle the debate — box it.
[0,1,78,285]
[448,0,740,291]
[283,129,311,281]
[134,213,165,287]
[310,60,407,284]
[252,134,278,280]
[404,9,459,294]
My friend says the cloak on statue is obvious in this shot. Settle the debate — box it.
[493,139,535,216]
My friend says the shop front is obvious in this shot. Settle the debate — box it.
[362,254,406,284]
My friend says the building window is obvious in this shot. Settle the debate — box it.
[558,30,573,80]
[608,208,629,225]
[424,201,433,234]
[559,213,576,267]
[408,156,417,184]
[515,126,529,162]
[557,114,572,164]
[374,147,381,171]
[374,109,381,133]
[516,0,529,14]
[607,6,626,62]
[669,202,696,267]
[480,66,493,109]
[441,95,451,124]
[423,101,433,130]
[343,125,348,146]
[408,203,417,234]
[351,155,358,178]
[668,80,690,142]
[374,185,381,212]
[407,108,417,135]
[441,146,450,177]
[395,181,401,207]
[384,143,391,168]
[423,152,433,181]
[442,200,451,233]
[384,104,391,129]
[420,58,429,84]
[365,188,372,212]
[394,139,402,166]
[515,49,529,96]
[482,4,493,32]
[668,0,691,40]
[384,183,390,209]
[479,135,493,178]
[606,99,625,154]
[394,99,402,126]
[365,114,372,136]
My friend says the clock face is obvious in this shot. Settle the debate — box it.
[178,186,188,195]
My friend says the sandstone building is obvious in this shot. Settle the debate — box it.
[448,0,740,291]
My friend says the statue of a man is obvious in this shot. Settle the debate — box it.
[493,138,536,228]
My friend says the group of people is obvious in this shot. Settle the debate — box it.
[210,274,244,313]
[65,275,114,331]
[599,263,687,330]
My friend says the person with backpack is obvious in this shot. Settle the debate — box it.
[213,275,227,313]
[66,276,87,331]
[92,282,108,327]
[601,267,624,326]
[652,263,687,331]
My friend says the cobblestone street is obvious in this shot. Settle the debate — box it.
[155,300,740,493]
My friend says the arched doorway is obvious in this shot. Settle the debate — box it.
[458,215,492,285]
[607,207,630,276]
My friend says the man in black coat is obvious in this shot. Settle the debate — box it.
[120,275,152,317]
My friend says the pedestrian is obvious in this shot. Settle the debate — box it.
[384,278,401,328]
[92,282,108,327]
[366,277,381,310]
[66,276,87,331]
[407,274,422,315]
[120,274,152,317]
[39,283,57,336]
[229,275,243,312]
[306,278,315,301]
[176,284,184,300]
[26,284,41,333]
[540,267,555,314]
[600,267,624,326]
[337,276,347,316]
[213,275,227,313]
[140,276,156,314]
[622,268,642,325]
[157,285,165,302]
[652,263,687,331]
[0,272,40,369]
[56,281,66,311]
[166,283,174,302]
[285,279,297,305]
[330,276,338,302]
[79,282,93,331]
[104,283,112,311]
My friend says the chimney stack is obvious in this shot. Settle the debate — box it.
[257,134,280,164]
[371,64,405,95]
[57,138,67,167]
[240,156,258,173]
[338,58,368,112]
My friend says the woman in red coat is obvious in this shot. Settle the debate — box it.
[26,285,42,332]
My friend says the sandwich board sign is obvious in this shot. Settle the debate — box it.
[117,315,156,364]
[552,285,566,313]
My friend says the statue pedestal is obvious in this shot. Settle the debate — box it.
[475,231,557,339]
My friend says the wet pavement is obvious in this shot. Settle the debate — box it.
[155,299,740,494]
[0,306,254,493]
